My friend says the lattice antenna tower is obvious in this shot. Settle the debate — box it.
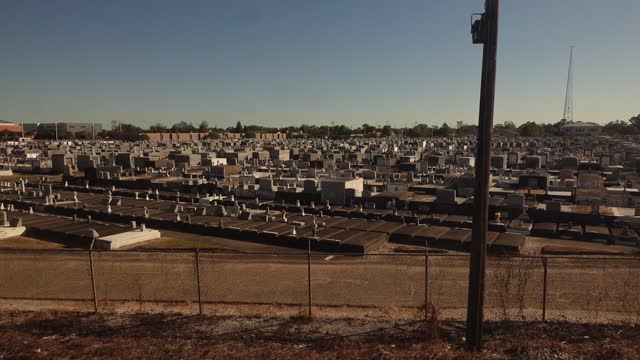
[562,46,574,122]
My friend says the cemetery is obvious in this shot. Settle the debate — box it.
[0,134,639,256]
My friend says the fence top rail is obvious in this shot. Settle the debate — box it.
[0,247,638,261]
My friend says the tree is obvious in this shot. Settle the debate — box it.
[234,121,243,133]
[407,124,433,138]
[333,124,352,138]
[197,121,209,133]
[299,124,328,137]
[541,119,569,136]
[602,116,640,136]
[34,128,56,139]
[629,114,640,132]
[381,125,393,137]
[148,123,168,133]
[280,126,301,134]
[361,123,376,135]
[75,131,88,140]
[603,120,629,135]
[499,121,517,131]
[434,122,451,137]
[456,123,478,136]
[0,129,19,141]
[101,122,147,141]
[518,121,545,137]
[208,130,220,139]
[170,121,196,133]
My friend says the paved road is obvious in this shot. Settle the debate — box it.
[0,251,639,322]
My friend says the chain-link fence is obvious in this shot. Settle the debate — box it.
[0,249,94,312]
[0,249,639,324]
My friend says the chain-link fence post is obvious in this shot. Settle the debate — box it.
[195,249,203,316]
[307,240,312,318]
[88,249,98,313]
[542,257,548,321]
[424,241,429,323]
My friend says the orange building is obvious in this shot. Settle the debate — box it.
[0,120,23,133]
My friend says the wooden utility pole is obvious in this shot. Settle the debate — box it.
[466,0,499,352]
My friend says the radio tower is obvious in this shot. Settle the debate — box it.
[562,46,574,122]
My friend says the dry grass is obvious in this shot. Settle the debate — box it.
[134,236,238,251]
[0,236,65,249]
[1,311,639,359]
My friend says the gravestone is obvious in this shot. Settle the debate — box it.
[436,189,456,204]
[212,205,227,216]
[546,201,561,213]
[505,194,525,208]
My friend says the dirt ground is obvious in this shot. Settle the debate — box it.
[0,311,639,359]
[0,174,62,182]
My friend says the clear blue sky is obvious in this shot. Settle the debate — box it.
[1,0,637,129]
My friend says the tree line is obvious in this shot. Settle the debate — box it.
[22,114,640,141]
[494,115,640,137]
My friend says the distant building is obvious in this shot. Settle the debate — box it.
[66,123,101,135]
[254,132,287,140]
[216,132,287,140]
[560,122,601,136]
[145,133,208,142]
[23,122,102,137]
[0,120,22,133]
[22,123,39,134]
